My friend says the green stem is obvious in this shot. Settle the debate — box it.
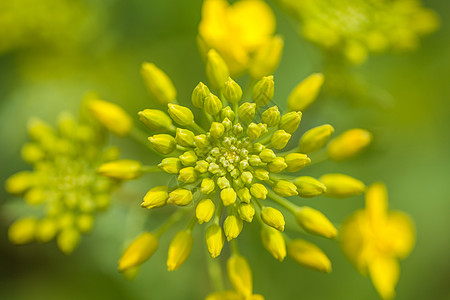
[207,255,225,292]
[186,215,197,232]
[266,189,299,214]
[141,165,162,173]
[129,127,164,156]
[230,239,239,255]
[308,149,329,166]
[277,148,298,156]
[190,121,206,134]
[154,209,189,237]
[214,201,224,224]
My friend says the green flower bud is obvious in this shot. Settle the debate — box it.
[201,178,216,194]
[261,106,280,127]
[259,149,276,163]
[196,199,215,224]
[223,77,242,104]
[149,134,176,154]
[261,207,285,231]
[233,123,244,135]
[271,130,291,150]
[287,73,324,112]
[210,122,225,139]
[206,49,229,90]
[237,188,251,203]
[175,128,195,147]
[142,186,168,209]
[254,168,270,181]
[179,151,198,166]
[168,104,194,126]
[221,106,235,121]
[167,189,193,206]
[224,215,243,241]
[298,124,334,154]
[238,102,256,123]
[191,82,210,108]
[178,167,198,183]
[158,157,182,174]
[221,188,237,206]
[247,123,262,141]
[217,176,231,189]
[204,93,223,115]
[279,111,302,134]
[273,180,298,197]
[238,203,255,223]
[252,142,265,153]
[249,155,263,167]
[138,109,174,132]
[293,176,327,198]
[250,183,267,200]
[252,75,274,106]
[195,160,209,173]
[141,62,177,104]
[194,134,209,148]
[268,157,287,173]
[222,117,232,131]
[285,153,311,172]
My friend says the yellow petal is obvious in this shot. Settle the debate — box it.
[365,182,388,224]
[368,256,399,300]
[385,211,415,259]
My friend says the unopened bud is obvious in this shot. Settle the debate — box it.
[175,128,195,147]
[196,199,215,224]
[178,167,198,183]
[98,160,142,180]
[179,151,198,166]
[227,255,253,297]
[194,134,209,148]
[261,106,280,127]
[252,76,274,106]
[287,73,324,111]
[5,171,34,195]
[191,82,210,108]
[167,189,193,206]
[167,230,193,271]
[298,124,334,154]
[206,224,225,258]
[168,104,194,126]
[295,207,337,239]
[271,130,291,150]
[138,109,174,132]
[261,226,286,261]
[285,153,311,172]
[327,129,372,161]
[279,111,302,134]
[210,122,225,139]
[259,149,276,163]
[159,157,182,174]
[238,188,251,203]
[288,239,331,273]
[8,217,37,245]
[119,232,159,272]
[223,77,242,104]
[221,106,235,121]
[149,134,176,154]
[273,180,298,197]
[87,99,133,136]
[141,186,168,209]
[320,174,366,198]
[206,49,229,89]
[141,62,177,104]
[268,157,287,173]
[247,123,262,141]
[261,207,285,231]
[204,93,223,115]
[221,188,237,206]
[250,183,268,200]
[238,102,256,123]
[201,178,216,194]
[224,215,243,241]
[293,176,327,198]
[195,160,209,173]
[254,168,270,181]
[238,203,255,222]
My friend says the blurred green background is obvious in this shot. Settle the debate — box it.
[1,0,449,299]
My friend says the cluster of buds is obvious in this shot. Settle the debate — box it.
[6,111,123,254]
[94,49,372,298]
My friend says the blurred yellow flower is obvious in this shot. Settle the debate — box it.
[340,182,415,299]
[198,0,280,77]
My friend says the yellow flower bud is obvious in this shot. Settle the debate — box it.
[195,160,209,173]
[141,62,177,104]
[178,167,198,183]
[201,178,216,194]
[204,93,223,116]
[224,215,243,241]
[293,176,327,198]
[206,224,225,258]
[167,230,193,271]
[238,102,256,123]
[238,203,255,223]
[217,176,231,189]
[261,106,280,127]
[148,134,176,154]
[205,291,242,300]
[287,73,324,111]
[191,82,210,108]
[35,219,57,243]
[261,226,286,261]
[210,122,225,139]
[295,207,337,239]
[86,98,133,136]
[196,199,215,224]
[57,228,80,255]
[179,151,198,166]
[261,207,285,231]
[77,214,94,234]
[206,49,229,89]
[97,159,142,180]
[238,188,251,203]
[298,124,334,154]
[254,168,269,181]
[27,118,54,141]
[227,254,253,297]
[252,75,274,106]
[118,232,159,272]
[285,153,311,172]
[167,104,194,126]
[327,129,372,161]
[270,130,291,150]
[138,109,174,132]
[5,171,34,195]
[268,158,288,174]
[320,174,366,198]
[279,111,302,134]
[221,188,237,206]
[8,217,37,245]
[194,134,209,148]
[288,239,331,273]
[21,143,44,163]
[223,77,242,104]
[259,149,276,163]
[249,35,284,79]
[167,188,193,206]
[222,117,232,131]
[24,188,45,205]
[240,171,253,185]
[221,106,236,121]
[247,123,262,141]
[175,128,195,147]
[272,180,298,197]
[141,186,168,209]
[250,183,268,200]
[158,157,182,174]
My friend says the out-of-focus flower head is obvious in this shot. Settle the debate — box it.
[5,96,136,254]
[98,51,373,299]
[198,0,283,78]
[279,0,439,64]
[340,182,415,299]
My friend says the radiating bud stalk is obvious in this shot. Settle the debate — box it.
[293,176,327,198]
[167,104,194,126]
[223,77,242,104]
[206,49,229,90]
[295,207,337,239]
[86,98,133,136]
[252,75,274,106]
[261,207,285,231]
[320,174,366,198]
[167,230,193,271]
[97,160,142,180]
[138,109,175,132]
[288,239,332,273]
[148,134,176,155]
[327,128,372,161]
[191,82,210,108]
[298,124,335,154]
[141,186,168,209]
[261,226,286,261]
[249,35,284,80]
[227,254,253,297]
[272,180,298,197]
[279,111,302,134]
[285,153,311,172]
[141,62,177,104]
[118,232,159,272]
[287,73,325,111]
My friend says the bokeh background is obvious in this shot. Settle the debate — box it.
[1,0,449,299]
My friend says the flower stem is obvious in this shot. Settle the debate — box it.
[141,165,162,173]
[267,189,299,214]
[129,127,164,156]
[207,254,225,292]
[154,209,189,237]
